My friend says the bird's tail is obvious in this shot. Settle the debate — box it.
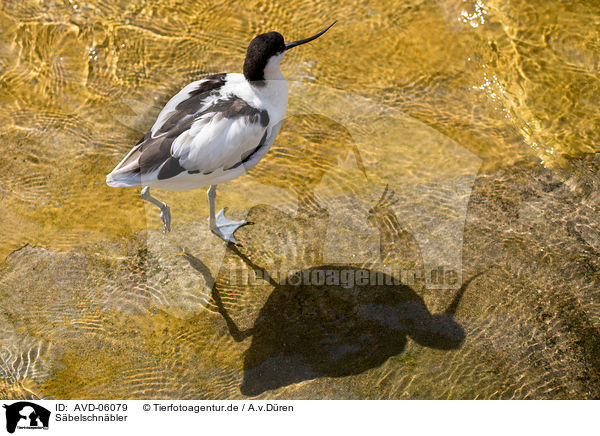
[106,170,142,188]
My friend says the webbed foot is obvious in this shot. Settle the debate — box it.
[209,208,249,244]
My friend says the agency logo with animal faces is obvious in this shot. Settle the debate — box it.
[2,402,50,434]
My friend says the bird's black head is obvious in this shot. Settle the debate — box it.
[243,22,336,86]
[243,32,285,85]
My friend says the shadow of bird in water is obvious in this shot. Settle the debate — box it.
[182,114,479,396]
[184,204,479,396]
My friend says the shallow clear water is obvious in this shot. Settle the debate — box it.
[0,0,599,399]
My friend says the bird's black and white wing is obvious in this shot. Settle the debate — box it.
[106,73,271,191]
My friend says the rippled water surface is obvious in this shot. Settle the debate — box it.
[1,0,599,399]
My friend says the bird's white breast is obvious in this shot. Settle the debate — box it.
[222,72,289,128]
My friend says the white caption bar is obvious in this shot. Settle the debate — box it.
[0,400,596,436]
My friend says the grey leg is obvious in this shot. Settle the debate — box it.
[207,184,248,244]
[141,186,171,232]
[207,184,217,230]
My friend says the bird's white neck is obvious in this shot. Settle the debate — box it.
[244,53,287,123]
[263,53,285,81]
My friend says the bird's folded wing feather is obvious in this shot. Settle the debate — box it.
[108,73,270,183]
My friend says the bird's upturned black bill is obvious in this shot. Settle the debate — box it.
[284,21,337,50]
